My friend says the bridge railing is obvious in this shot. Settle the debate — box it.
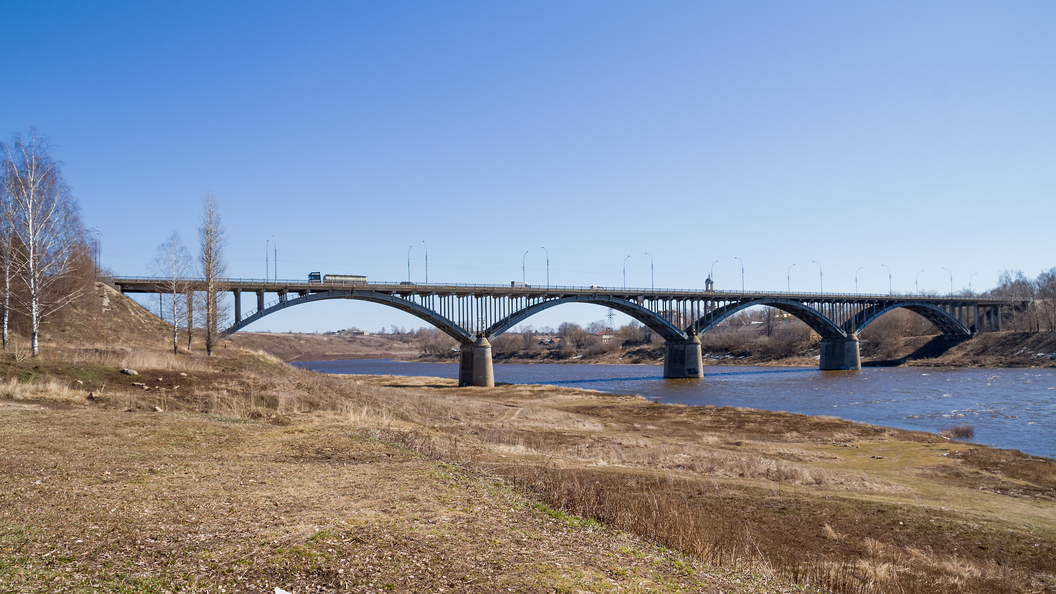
[111,276,994,302]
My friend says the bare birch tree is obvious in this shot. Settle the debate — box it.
[151,231,192,354]
[198,193,228,356]
[0,172,15,349]
[0,130,85,356]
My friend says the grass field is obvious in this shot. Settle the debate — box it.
[3,347,1054,593]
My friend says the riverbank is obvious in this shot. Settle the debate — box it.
[3,343,1055,592]
[234,329,1056,369]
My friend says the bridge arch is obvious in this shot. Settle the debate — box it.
[484,294,687,341]
[846,301,971,337]
[222,290,476,343]
[689,298,847,339]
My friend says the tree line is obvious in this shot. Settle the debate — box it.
[986,268,1056,332]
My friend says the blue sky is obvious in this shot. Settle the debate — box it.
[2,1,1054,333]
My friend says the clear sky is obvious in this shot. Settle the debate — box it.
[2,1,1054,333]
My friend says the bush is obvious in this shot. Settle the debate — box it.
[941,424,974,439]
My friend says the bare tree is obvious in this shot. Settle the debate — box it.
[198,193,228,356]
[0,171,15,349]
[151,231,192,354]
[0,130,85,356]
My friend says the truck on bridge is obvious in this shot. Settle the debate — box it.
[308,273,368,285]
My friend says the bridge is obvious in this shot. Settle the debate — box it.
[109,277,1012,387]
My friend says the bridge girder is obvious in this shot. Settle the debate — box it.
[846,301,971,337]
[222,290,476,343]
[690,298,848,339]
[484,294,687,341]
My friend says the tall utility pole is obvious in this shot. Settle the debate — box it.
[645,252,654,290]
[541,246,549,289]
[812,260,823,293]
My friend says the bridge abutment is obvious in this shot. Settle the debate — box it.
[819,335,861,371]
[458,336,495,387]
[663,335,703,379]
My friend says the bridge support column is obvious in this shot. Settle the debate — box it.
[233,289,241,321]
[663,335,703,379]
[458,336,495,387]
[819,335,861,371]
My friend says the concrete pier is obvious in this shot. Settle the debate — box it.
[819,335,861,370]
[458,336,495,387]
[663,335,703,378]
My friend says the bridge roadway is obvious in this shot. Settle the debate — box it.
[110,277,1011,387]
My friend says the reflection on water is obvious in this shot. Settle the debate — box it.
[293,359,1056,459]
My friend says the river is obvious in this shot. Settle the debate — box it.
[293,359,1056,459]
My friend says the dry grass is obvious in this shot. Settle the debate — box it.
[0,405,804,594]
[3,346,1055,593]
[941,423,975,439]
[0,377,85,404]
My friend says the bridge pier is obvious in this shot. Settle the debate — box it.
[819,335,861,370]
[458,336,495,387]
[663,335,703,379]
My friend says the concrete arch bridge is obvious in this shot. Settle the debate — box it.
[110,277,1012,387]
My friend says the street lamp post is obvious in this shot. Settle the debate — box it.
[916,270,925,294]
[422,241,428,284]
[623,255,631,289]
[522,250,529,284]
[407,245,412,283]
[855,266,864,295]
[734,256,744,292]
[969,272,978,294]
[645,252,654,290]
[942,267,953,296]
[272,235,276,281]
[710,259,718,283]
[812,260,823,293]
[881,264,892,295]
[541,246,549,289]
[265,239,269,282]
[787,263,795,292]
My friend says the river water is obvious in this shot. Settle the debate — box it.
[293,359,1056,459]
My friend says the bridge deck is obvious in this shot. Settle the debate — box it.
[108,277,1007,305]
